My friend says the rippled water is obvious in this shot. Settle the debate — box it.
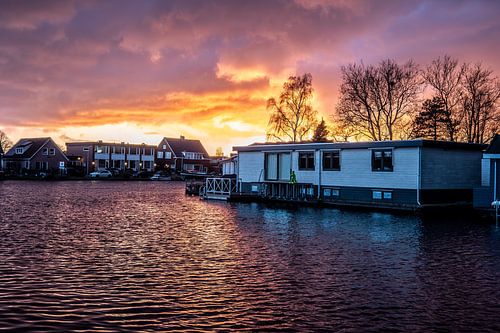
[0,181,499,331]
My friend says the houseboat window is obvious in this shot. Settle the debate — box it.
[43,148,49,155]
[266,153,278,180]
[323,151,340,170]
[15,148,23,154]
[372,190,393,200]
[372,149,393,171]
[265,153,291,181]
[299,152,315,170]
[323,188,340,198]
[49,148,55,155]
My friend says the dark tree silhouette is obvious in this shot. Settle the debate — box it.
[423,55,464,141]
[412,97,448,140]
[267,73,318,142]
[336,59,421,141]
[461,63,500,144]
[312,118,330,142]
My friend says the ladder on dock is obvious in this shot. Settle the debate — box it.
[202,177,238,200]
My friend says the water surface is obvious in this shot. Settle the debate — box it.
[0,181,499,331]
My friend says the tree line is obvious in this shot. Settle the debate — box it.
[267,55,500,144]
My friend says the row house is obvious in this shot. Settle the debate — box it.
[156,136,210,173]
[3,137,68,174]
[66,141,156,174]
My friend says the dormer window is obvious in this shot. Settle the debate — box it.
[15,148,24,154]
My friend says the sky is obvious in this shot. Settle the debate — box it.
[0,0,499,155]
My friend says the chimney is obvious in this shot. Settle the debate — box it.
[180,135,185,140]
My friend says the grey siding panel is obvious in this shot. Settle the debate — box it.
[421,148,482,189]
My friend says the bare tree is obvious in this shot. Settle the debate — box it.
[461,63,500,144]
[423,55,465,141]
[0,130,13,152]
[336,59,421,141]
[267,73,318,142]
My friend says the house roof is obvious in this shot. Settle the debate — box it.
[66,141,156,148]
[162,137,209,158]
[234,139,487,152]
[5,137,51,158]
[485,134,500,154]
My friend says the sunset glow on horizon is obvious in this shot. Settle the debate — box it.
[1,0,499,154]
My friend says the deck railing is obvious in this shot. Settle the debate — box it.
[205,178,238,197]
[262,182,316,201]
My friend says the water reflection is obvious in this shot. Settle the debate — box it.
[0,181,499,331]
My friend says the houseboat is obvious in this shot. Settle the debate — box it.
[231,139,486,210]
[474,134,500,212]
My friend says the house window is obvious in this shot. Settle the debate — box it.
[129,147,138,155]
[144,161,152,169]
[372,149,393,171]
[298,152,315,170]
[83,147,89,152]
[323,151,340,170]
[49,148,55,155]
[43,148,49,155]
[157,151,164,159]
[372,190,393,200]
[15,148,24,154]
[98,159,106,169]
[265,152,291,181]
[95,146,109,154]
[165,152,172,159]
[183,152,203,159]
[162,144,167,150]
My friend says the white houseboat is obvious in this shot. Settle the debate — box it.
[233,140,486,210]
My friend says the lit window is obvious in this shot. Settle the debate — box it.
[165,152,172,159]
[157,151,164,159]
[372,190,393,200]
[162,144,167,150]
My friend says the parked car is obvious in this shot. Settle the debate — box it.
[89,170,113,178]
[106,168,121,176]
[133,170,153,179]
[150,171,171,181]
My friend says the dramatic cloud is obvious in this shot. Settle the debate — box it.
[0,0,499,153]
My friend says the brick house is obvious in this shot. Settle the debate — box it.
[3,137,69,174]
[156,136,210,173]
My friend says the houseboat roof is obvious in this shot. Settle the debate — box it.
[162,137,209,158]
[233,139,487,152]
[66,141,156,148]
[5,137,52,158]
[485,134,500,154]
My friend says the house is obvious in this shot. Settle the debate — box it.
[66,141,156,174]
[233,139,486,210]
[3,137,68,174]
[474,134,500,209]
[156,136,210,173]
